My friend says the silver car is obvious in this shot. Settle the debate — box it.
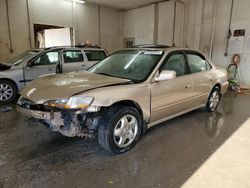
[0,46,108,103]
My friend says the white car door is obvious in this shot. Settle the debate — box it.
[23,50,59,84]
[62,50,86,73]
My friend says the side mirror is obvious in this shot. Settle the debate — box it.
[155,70,176,82]
[27,61,33,67]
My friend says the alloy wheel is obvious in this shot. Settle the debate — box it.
[0,84,13,101]
[209,90,220,111]
[113,114,138,148]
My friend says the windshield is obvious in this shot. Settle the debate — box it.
[7,50,39,66]
[89,50,163,82]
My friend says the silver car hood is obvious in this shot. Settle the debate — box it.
[20,71,129,103]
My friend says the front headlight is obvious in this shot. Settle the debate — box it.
[65,96,94,109]
[45,96,94,109]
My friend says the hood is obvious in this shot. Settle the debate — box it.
[21,71,129,103]
[0,62,12,71]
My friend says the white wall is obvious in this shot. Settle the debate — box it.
[0,0,121,62]
[158,1,184,46]
[121,0,250,87]
[0,0,10,61]
[121,1,184,47]
[100,6,121,52]
[75,2,99,45]
[0,0,30,61]
[215,0,250,87]
[122,5,155,45]
[1,0,250,86]
[184,0,250,87]
[158,1,175,45]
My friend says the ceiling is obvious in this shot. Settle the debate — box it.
[87,0,168,10]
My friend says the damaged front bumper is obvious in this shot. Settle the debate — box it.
[16,99,101,138]
[16,105,54,120]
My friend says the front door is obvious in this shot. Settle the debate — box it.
[150,51,193,122]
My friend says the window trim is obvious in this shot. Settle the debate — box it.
[205,59,213,70]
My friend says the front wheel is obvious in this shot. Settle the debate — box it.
[206,87,221,112]
[0,80,17,104]
[98,106,142,154]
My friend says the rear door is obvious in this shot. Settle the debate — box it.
[62,49,86,73]
[23,50,60,84]
[185,51,213,106]
[83,50,107,69]
[150,51,193,122]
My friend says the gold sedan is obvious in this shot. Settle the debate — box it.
[17,45,228,153]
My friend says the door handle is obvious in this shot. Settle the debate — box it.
[185,85,191,89]
[48,68,53,71]
[81,65,85,67]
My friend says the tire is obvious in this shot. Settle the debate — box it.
[0,80,17,104]
[205,87,221,112]
[98,105,143,154]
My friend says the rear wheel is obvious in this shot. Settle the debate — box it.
[98,106,142,154]
[206,87,221,112]
[0,80,17,104]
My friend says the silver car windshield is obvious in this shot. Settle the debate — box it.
[7,50,39,66]
[89,50,163,82]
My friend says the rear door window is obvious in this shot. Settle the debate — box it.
[186,53,209,73]
[63,50,84,63]
[84,50,107,61]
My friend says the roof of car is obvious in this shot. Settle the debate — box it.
[132,44,171,49]
[29,48,44,52]
[44,45,103,50]
[126,44,173,51]
[126,44,202,53]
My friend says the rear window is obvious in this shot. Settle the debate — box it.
[85,50,107,61]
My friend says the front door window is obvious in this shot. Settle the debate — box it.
[33,51,59,66]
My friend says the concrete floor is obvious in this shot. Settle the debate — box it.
[0,93,249,188]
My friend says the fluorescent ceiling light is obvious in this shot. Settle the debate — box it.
[72,0,85,4]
